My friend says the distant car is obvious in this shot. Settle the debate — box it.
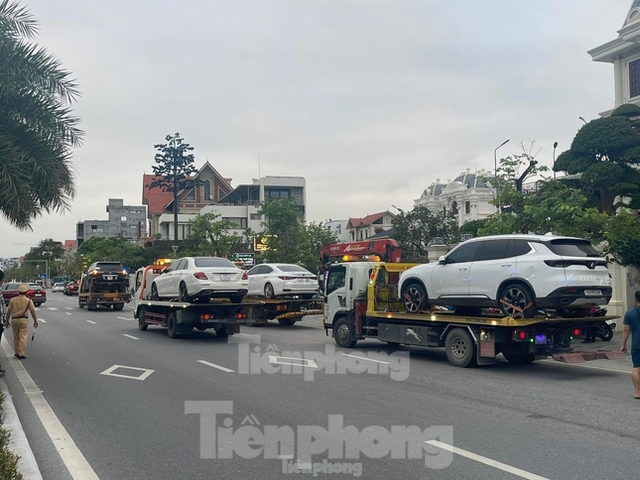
[64,281,79,296]
[2,283,47,306]
[150,256,248,303]
[246,263,318,299]
[52,282,66,293]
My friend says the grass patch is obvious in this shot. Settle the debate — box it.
[0,393,24,480]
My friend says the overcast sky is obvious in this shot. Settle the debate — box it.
[0,0,631,257]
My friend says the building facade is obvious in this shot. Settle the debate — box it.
[76,198,147,245]
[414,169,496,228]
[324,219,350,243]
[346,211,395,241]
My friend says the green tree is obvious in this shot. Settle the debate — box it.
[185,213,242,257]
[0,0,82,229]
[77,237,148,270]
[392,205,458,263]
[554,109,640,213]
[604,209,640,267]
[147,133,201,243]
[23,238,64,278]
[257,198,307,264]
[297,222,339,273]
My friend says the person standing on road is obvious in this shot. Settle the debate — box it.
[620,290,640,399]
[0,270,6,376]
[4,283,38,360]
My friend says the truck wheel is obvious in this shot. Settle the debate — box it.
[401,282,429,313]
[167,312,180,338]
[88,303,97,311]
[215,327,229,338]
[445,328,477,368]
[113,303,124,311]
[151,283,160,301]
[499,283,536,318]
[502,352,536,364]
[179,283,192,303]
[333,318,357,348]
[78,297,84,309]
[264,283,275,299]
[138,311,148,331]
[278,318,296,326]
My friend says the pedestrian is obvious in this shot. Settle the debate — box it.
[620,290,640,400]
[4,283,38,360]
[0,270,5,376]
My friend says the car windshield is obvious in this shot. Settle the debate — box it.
[194,258,236,268]
[547,239,600,257]
[276,265,310,273]
[29,285,43,290]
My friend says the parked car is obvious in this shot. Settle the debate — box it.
[52,282,66,293]
[2,283,47,306]
[246,263,318,299]
[64,281,79,296]
[150,257,248,303]
[398,234,612,318]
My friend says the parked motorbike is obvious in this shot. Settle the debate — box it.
[595,319,616,341]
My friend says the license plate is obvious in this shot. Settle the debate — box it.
[220,274,230,281]
[584,289,602,296]
[298,278,308,283]
[104,275,116,281]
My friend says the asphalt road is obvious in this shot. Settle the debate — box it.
[2,293,638,480]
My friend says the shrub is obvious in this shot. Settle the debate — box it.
[0,394,24,480]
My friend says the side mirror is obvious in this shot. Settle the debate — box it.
[162,267,171,274]
[438,256,447,264]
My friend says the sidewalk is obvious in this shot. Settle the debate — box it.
[572,329,622,353]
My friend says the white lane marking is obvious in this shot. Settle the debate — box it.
[66,312,72,316]
[269,355,319,368]
[426,440,549,480]
[539,359,629,374]
[47,307,58,311]
[117,316,134,321]
[38,319,47,323]
[197,360,235,373]
[100,364,154,381]
[65,307,74,310]
[1,336,100,480]
[87,320,96,325]
[341,353,390,364]
[123,334,139,340]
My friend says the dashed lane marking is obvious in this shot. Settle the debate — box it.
[47,307,58,311]
[38,319,47,323]
[425,440,549,480]
[1,336,100,479]
[197,360,235,373]
[65,312,72,316]
[87,320,96,325]
[123,334,139,340]
[117,316,134,321]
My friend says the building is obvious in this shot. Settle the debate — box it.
[346,211,395,241]
[324,219,350,243]
[588,1,640,112]
[76,198,147,245]
[142,162,234,241]
[414,169,496,228]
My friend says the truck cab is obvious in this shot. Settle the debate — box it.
[323,262,378,329]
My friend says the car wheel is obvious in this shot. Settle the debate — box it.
[333,317,357,348]
[179,283,192,303]
[401,282,429,313]
[499,283,536,318]
[150,283,160,301]
[264,283,275,299]
[34,303,41,307]
[113,303,124,311]
[445,328,477,368]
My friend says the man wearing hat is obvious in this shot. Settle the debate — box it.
[4,283,38,359]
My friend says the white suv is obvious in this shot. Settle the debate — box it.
[398,234,611,318]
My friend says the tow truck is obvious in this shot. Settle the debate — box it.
[323,262,623,367]
[319,239,402,274]
[78,261,131,310]
[132,260,322,338]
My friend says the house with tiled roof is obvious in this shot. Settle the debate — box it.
[346,211,395,241]
[142,162,233,240]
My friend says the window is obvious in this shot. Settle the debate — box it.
[546,239,600,257]
[451,201,458,215]
[250,213,261,220]
[267,189,290,198]
[247,266,263,276]
[465,201,471,214]
[129,225,138,229]
[120,216,127,221]
[184,190,195,201]
[475,239,511,261]
[202,180,211,201]
[326,266,346,295]
[194,257,236,268]
[630,58,640,98]
[226,217,247,229]
[445,242,482,263]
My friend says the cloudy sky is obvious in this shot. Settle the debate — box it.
[0,0,631,257]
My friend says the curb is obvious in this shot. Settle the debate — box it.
[0,379,43,480]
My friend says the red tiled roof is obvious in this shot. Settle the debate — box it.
[63,240,77,249]
[143,174,174,215]
[347,211,390,228]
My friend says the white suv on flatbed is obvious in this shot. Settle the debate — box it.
[398,234,611,318]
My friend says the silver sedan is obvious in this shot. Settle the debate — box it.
[151,257,248,303]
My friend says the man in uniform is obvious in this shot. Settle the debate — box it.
[4,283,38,359]
[621,290,640,399]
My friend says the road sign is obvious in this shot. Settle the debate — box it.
[40,274,46,279]
[234,253,255,268]
[253,235,276,252]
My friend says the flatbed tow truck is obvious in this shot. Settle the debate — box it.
[132,262,322,338]
[323,262,623,367]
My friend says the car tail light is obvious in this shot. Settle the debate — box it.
[310,276,317,280]
[193,272,208,280]
[573,328,582,337]
[27,290,35,296]
[278,276,294,280]
[236,312,247,319]
[544,260,567,268]
[512,330,530,341]
[242,272,248,280]
[202,314,211,321]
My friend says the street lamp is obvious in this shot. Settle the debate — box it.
[553,141,558,180]
[494,139,510,212]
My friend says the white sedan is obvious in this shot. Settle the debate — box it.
[150,257,248,303]
[52,282,66,293]
[246,263,318,299]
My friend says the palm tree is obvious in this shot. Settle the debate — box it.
[0,0,83,229]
